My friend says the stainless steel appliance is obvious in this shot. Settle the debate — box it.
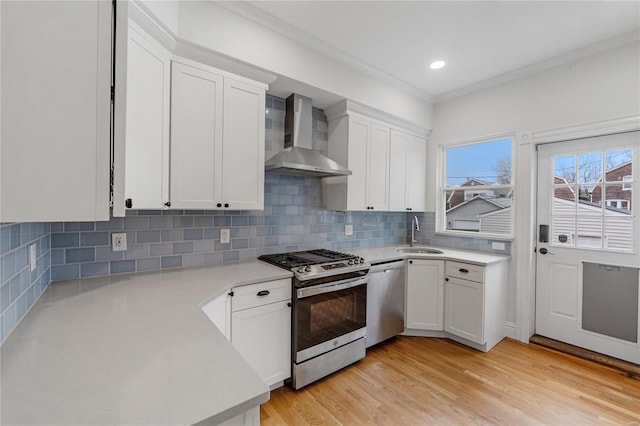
[366,260,406,347]
[258,249,370,389]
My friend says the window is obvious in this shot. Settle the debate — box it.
[439,137,514,237]
[551,148,633,251]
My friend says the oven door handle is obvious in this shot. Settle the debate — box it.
[297,276,368,299]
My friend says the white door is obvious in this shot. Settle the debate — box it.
[346,117,370,211]
[231,300,291,387]
[124,23,171,209]
[536,131,639,363]
[406,259,444,330]
[222,78,265,210]
[388,129,409,211]
[368,124,390,211]
[170,61,224,209]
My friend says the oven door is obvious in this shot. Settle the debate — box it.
[293,276,367,363]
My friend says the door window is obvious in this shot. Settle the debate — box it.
[550,148,633,251]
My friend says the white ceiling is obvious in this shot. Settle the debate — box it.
[234,1,640,103]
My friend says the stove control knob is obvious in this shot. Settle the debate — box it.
[304,266,312,272]
[348,259,354,265]
[297,267,305,273]
[359,257,365,263]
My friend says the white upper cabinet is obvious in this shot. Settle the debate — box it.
[0,1,112,221]
[123,23,171,210]
[221,78,265,211]
[170,60,265,211]
[389,129,426,212]
[326,114,390,211]
[170,61,224,209]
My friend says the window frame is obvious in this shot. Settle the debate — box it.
[437,134,515,240]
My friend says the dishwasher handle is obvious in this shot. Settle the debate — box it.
[370,260,405,274]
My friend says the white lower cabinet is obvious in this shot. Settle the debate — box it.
[405,259,444,330]
[443,260,507,351]
[203,279,291,388]
[230,279,291,387]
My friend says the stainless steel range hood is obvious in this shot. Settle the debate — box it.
[265,94,351,177]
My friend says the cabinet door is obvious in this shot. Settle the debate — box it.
[231,300,291,387]
[444,277,485,344]
[405,135,426,211]
[222,78,265,210]
[170,61,224,209]
[389,130,409,211]
[124,24,171,209]
[0,1,111,221]
[406,259,444,330]
[368,124,390,210]
[346,117,370,211]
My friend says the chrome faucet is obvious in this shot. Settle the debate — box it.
[411,215,420,247]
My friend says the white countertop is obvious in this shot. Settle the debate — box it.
[0,261,292,425]
[350,245,509,266]
[1,245,508,425]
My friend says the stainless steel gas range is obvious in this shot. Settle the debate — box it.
[259,249,370,389]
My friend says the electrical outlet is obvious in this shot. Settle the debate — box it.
[29,244,37,272]
[112,233,127,251]
[492,241,506,251]
[220,228,230,244]
[345,224,353,236]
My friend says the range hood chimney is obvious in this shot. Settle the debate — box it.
[264,94,351,177]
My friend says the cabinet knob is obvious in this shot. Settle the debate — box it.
[224,203,229,208]
[409,260,413,264]
[164,201,171,207]
[445,277,449,281]
[125,198,133,209]
[217,203,222,208]
[287,302,292,307]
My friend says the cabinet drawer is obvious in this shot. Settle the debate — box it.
[446,261,484,283]
[232,278,291,312]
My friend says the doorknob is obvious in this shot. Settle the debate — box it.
[538,247,554,255]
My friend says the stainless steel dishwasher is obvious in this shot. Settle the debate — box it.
[366,259,406,347]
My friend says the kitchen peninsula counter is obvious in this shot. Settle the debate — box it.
[0,261,291,425]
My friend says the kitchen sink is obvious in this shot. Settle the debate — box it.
[396,247,444,254]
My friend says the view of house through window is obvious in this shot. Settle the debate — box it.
[551,148,633,251]
[441,137,513,236]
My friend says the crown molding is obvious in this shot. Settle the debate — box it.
[532,115,640,144]
[128,1,176,51]
[325,99,431,138]
[173,40,277,86]
[217,1,435,104]
[436,30,640,103]
[126,2,277,86]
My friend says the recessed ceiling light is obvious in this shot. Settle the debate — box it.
[430,60,445,70]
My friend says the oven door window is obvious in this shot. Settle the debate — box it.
[295,283,366,353]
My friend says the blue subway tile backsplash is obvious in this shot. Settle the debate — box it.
[0,222,50,345]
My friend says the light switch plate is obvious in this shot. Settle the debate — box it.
[112,233,127,251]
[345,224,353,236]
[29,244,37,272]
[492,241,506,251]
[220,228,230,244]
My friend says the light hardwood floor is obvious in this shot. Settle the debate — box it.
[261,337,640,425]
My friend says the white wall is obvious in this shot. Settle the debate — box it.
[172,1,433,130]
[428,41,640,340]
